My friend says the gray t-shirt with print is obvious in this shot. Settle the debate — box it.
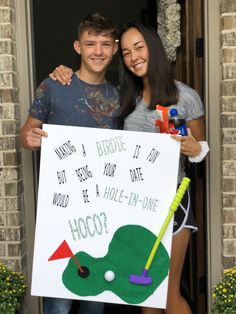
[124,81,204,182]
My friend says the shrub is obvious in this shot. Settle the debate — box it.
[212,267,236,314]
[0,262,27,314]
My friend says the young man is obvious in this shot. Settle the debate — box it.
[20,13,119,314]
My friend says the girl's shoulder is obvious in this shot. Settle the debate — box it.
[175,80,199,96]
[174,81,204,121]
[175,80,203,104]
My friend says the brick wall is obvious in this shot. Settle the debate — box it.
[221,0,236,268]
[0,0,26,273]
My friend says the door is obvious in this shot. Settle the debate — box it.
[31,0,207,313]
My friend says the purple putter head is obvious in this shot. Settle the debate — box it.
[129,269,152,285]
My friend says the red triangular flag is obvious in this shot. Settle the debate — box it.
[48,240,74,261]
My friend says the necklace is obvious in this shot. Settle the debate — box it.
[77,76,108,113]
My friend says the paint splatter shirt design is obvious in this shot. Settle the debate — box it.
[29,74,120,129]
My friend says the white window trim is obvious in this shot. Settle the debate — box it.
[204,0,222,312]
[15,0,42,313]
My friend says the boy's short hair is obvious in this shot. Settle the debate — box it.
[78,12,117,39]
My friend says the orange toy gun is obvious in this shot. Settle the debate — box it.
[155,105,179,134]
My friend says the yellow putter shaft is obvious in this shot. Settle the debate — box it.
[145,177,190,270]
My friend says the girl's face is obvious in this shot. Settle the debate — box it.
[120,27,149,79]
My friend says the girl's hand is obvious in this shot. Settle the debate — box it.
[171,128,201,157]
[49,65,73,85]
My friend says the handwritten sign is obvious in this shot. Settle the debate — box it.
[31,124,180,309]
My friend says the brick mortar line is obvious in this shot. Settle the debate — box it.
[0,22,14,26]
[0,38,16,42]
[0,226,22,229]
[222,13,236,17]
[0,103,21,105]
[0,71,17,73]
[0,89,18,91]
[221,29,236,33]
[0,257,23,260]
[0,178,23,182]
[0,134,19,136]
[222,62,236,65]
[0,7,15,9]
[223,223,236,226]
[1,164,22,169]
[222,114,236,116]
[223,191,236,194]
[0,7,14,10]
[1,181,23,183]
[0,54,17,57]
[0,210,22,213]
[222,159,236,162]
[223,239,236,241]
[0,38,12,41]
[0,197,23,199]
[221,78,236,80]
[222,175,236,178]
[1,241,25,245]
[221,112,236,114]
[223,255,236,258]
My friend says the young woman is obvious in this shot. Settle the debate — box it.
[118,22,208,314]
[50,21,209,314]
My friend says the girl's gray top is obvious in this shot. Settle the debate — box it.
[124,81,205,183]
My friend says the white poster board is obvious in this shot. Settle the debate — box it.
[31,124,180,309]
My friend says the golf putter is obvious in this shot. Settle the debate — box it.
[129,177,190,285]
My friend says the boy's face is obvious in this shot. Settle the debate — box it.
[74,30,118,75]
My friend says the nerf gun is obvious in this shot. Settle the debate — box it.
[155,105,188,136]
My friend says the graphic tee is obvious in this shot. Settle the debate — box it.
[29,74,120,129]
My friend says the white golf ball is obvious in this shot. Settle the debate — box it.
[104,270,115,281]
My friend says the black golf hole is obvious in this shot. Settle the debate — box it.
[78,266,90,278]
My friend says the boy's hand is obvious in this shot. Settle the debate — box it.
[25,127,48,150]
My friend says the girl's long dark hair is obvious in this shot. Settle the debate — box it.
[118,22,178,118]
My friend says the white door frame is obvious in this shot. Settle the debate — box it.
[204,0,222,312]
[15,0,42,313]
